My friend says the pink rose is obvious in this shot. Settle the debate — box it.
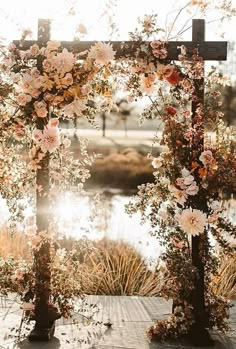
[30,89,41,99]
[44,93,54,102]
[49,118,59,127]
[30,44,40,56]
[63,73,73,85]
[32,129,42,141]
[17,93,32,106]
[183,175,194,186]
[176,177,186,190]
[36,108,48,118]
[32,76,44,89]
[52,95,64,105]
[31,68,40,78]
[43,59,52,72]
[34,100,47,110]
[14,126,26,140]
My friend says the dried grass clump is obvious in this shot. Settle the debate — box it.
[0,226,30,260]
[1,226,235,299]
[77,238,163,296]
[214,254,236,299]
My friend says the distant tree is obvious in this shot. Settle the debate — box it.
[115,99,135,137]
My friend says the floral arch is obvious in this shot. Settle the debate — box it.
[0,2,235,346]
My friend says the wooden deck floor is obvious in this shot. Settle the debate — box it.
[0,295,235,349]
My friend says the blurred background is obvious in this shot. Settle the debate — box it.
[0,0,235,297]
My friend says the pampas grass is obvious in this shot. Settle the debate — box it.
[0,226,235,298]
[0,226,30,259]
[214,255,236,299]
[76,239,163,296]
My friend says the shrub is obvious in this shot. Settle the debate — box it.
[87,148,154,189]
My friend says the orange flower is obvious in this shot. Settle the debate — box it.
[103,89,112,97]
[198,167,207,177]
[191,161,199,169]
[166,70,180,85]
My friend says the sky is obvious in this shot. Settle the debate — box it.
[0,0,235,77]
[0,0,235,41]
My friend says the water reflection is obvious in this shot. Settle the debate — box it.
[54,191,162,262]
[0,191,235,262]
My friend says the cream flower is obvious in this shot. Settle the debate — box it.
[183,175,194,186]
[199,150,214,166]
[87,42,116,65]
[63,98,87,117]
[40,125,61,153]
[181,168,190,177]
[33,121,61,153]
[185,182,199,196]
[140,74,156,94]
[53,48,75,74]
[177,208,207,236]
[46,40,61,52]
[152,157,162,169]
[30,44,40,56]
[77,23,88,34]
[209,200,221,211]
[170,186,187,206]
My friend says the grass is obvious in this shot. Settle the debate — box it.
[0,227,235,298]
[0,226,30,260]
[213,255,236,299]
[75,238,163,296]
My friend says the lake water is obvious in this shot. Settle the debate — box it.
[0,191,235,263]
[54,190,162,263]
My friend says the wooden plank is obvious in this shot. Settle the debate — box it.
[13,39,227,61]
[1,296,235,348]
[139,296,172,321]
[192,19,205,42]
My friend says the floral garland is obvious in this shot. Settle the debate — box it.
[0,0,235,343]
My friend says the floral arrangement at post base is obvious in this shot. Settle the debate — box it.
[0,238,102,344]
[0,0,235,345]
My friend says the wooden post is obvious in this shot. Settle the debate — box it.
[28,19,56,341]
[188,20,214,347]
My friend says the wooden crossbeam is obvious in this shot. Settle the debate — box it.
[13,19,227,61]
